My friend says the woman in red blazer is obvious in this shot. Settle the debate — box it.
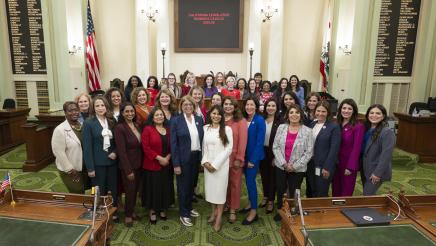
[114,102,143,227]
[141,107,173,224]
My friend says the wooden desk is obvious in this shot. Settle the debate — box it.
[21,111,65,171]
[394,113,436,163]
[0,189,116,246]
[0,108,30,155]
[279,196,436,246]
[399,193,436,237]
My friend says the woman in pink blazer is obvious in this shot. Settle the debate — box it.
[332,99,365,197]
[223,96,248,223]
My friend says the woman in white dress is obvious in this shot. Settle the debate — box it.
[202,105,233,232]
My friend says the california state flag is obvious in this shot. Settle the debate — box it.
[320,0,332,92]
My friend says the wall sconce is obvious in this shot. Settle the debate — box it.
[338,45,352,55]
[261,4,278,22]
[142,6,158,22]
[248,42,254,78]
[68,45,82,55]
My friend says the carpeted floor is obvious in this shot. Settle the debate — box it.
[0,145,435,245]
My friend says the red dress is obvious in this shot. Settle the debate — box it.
[221,88,241,99]
[147,88,159,106]
[181,85,191,96]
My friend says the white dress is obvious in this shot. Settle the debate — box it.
[201,125,233,204]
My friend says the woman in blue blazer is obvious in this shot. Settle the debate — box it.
[306,101,341,197]
[170,96,204,227]
[240,96,265,225]
[82,96,118,214]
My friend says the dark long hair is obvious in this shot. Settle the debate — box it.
[365,104,388,144]
[206,105,229,146]
[126,75,143,89]
[304,92,321,113]
[262,98,279,121]
[203,74,216,89]
[105,87,126,111]
[223,96,242,121]
[146,106,169,126]
[147,76,159,89]
[90,95,115,128]
[337,98,359,127]
[280,91,301,110]
[117,102,137,124]
[289,75,301,92]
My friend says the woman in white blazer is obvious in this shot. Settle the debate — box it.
[202,105,233,232]
[273,104,314,221]
[51,101,85,194]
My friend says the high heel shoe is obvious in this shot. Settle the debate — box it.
[213,221,222,232]
[242,214,258,225]
[228,212,237,224]
[149,212,157,225]
[266,202,274,214]
[159,211,167,221]
[259,198,268,208]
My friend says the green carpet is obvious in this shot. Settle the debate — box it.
[0,145,435,245]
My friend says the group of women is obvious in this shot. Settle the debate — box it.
[51,72,395,231]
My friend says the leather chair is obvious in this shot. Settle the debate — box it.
[2,98,16,109]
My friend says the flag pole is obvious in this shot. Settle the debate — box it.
[8,172,15,206]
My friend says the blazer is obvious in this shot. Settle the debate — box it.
[114,122,143,175]
[82,117,117,172]
[225,118,248,166]
[265,118,281,161]
[338,122,365,171]
[170,114,204,167]
[245,114,266,165]
[141,125,171,171]
[362,127,395,181]
[273,124,314,172]
[310,121,341,173]
[51,120,83,172]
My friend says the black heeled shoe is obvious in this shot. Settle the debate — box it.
[150,212,157,225]
[242,214,258,225]
[266,202,274,214]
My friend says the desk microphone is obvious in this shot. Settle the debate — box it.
[295,189,309,246]
[88,186,100,244]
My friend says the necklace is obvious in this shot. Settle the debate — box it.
[71,123,82,131]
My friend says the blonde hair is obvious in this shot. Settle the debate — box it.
[179,95,197,113]
[188,85,205,106]
[74,92,92,112]
[226,76,236,88]
[130,87,150,106]
[184,72,196,86]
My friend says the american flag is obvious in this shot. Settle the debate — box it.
[0,174,10,193]
[86,0,102,92]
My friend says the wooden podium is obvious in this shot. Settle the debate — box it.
[394,112,436,163]
[0,108,30,155]
[22,111,65,171]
